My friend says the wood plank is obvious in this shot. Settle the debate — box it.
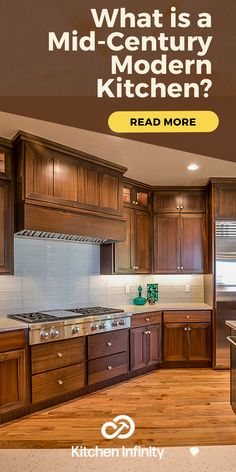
[0,369,235,448]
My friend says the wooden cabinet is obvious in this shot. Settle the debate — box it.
[101,207,152,274]
[154,213,206,274]
[87,329,129,385]
[0,140,13,275]
[123,180,152,211]
[0,330,28,413]
[16,136,124,216]
[163,311,212,366]
[31,337,85,403]
[154,189,206,213]
[130,313,162,372]
[211,181,236,218]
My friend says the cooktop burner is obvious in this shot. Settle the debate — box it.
[8,312,58,323]
[66,306,124,315]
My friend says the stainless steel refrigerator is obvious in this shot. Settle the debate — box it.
[215,221,236,369]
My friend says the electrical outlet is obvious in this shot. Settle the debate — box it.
[185,284,190,293]
[124,285,130,294]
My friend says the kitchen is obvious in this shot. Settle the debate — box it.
[0,113,236,448]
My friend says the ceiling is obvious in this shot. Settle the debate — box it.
[0,111,236,186]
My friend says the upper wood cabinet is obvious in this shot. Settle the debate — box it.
[154,189,206,213]
[123,180,152,212]
[101,208,152,274]
[14,133,126,217]
[0,140,13,275]
[154,213,206,274]
[212,181,236,218]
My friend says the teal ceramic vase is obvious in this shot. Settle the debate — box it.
[133,285,147,306]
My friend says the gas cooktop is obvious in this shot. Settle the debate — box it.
[8,307,125,324]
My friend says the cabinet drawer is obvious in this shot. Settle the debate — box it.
[88,329,128,360]
[31,337,85,374]
[32,363,85,403]
[131,312,161,328]
[164,311,211,323]
[88,351,128,385]
[0,330,26,353]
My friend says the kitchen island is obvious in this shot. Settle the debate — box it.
[226,321,236,414]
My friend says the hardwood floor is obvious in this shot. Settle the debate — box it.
[0,369,236,448]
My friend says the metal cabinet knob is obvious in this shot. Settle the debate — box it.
[184,327,188,331]
[180,205,184,209]
[135,201,138,205]
[181,266,184,270]
[176,206,180,210]
[107,342,112,346]
[144,330,151,335]
[188,327,191,331]
[132,201,136,204]
[57,379,63,385]
[177,266,180,270]
[145,318,150,322]
[186,315,190,319]
[57,352,63,358]
[107,365,112,370]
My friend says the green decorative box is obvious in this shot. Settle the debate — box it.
[147,283,159,304]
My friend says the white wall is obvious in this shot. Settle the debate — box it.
[0,238,204,316]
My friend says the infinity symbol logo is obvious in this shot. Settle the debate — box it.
[101,415,135,440]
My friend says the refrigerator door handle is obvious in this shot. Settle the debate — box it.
[227,336,236,347]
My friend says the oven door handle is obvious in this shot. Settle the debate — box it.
[227,336,236,347]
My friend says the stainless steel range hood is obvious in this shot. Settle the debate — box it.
[15,229,116,245]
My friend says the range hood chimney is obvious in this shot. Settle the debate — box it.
[13,131,127,245]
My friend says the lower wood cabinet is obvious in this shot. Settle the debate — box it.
[163,311,212,365]
[32,363,85,404]
[31,337,85,403]
[0,330,28,413]
[130,323,162,371]
[87,329,129,385]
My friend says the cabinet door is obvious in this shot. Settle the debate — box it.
[180,214,206,273]
[0,349,27,412]
[100,173,122,213]
[188,323,211,361]
[180,190,206,213]
[215,186,236,218]
[153,191,180,213]
[154,214,180,273]
[0,180,13,274]
[164,323,188,361]
[130,327,146,371]
[146,324,162,366]
[135,211,152,273]
[114,207,135,273]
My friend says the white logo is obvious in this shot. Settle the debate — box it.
[101,415,135,440]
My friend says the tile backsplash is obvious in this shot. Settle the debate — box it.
[0,238,204,316]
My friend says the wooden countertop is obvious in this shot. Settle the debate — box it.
[0,317,28,332]
[119,303,212,314]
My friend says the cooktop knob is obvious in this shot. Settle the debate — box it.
[50,328,59,338]
[111,320,119,327]
[40,329,49,340]
[99,322,106,330]
[91,324,98,331]
[119,319,125,326]
[71,326,80,335]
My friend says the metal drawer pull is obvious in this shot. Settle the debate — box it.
[107,342,112,346]
[107,365,112,370]
[227,336,236,347]
[145,318,150,322]
[57,379,63,385]
[57,352,63,358]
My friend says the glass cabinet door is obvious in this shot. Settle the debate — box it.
[136,191,149,208]
[0,151,5,174]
